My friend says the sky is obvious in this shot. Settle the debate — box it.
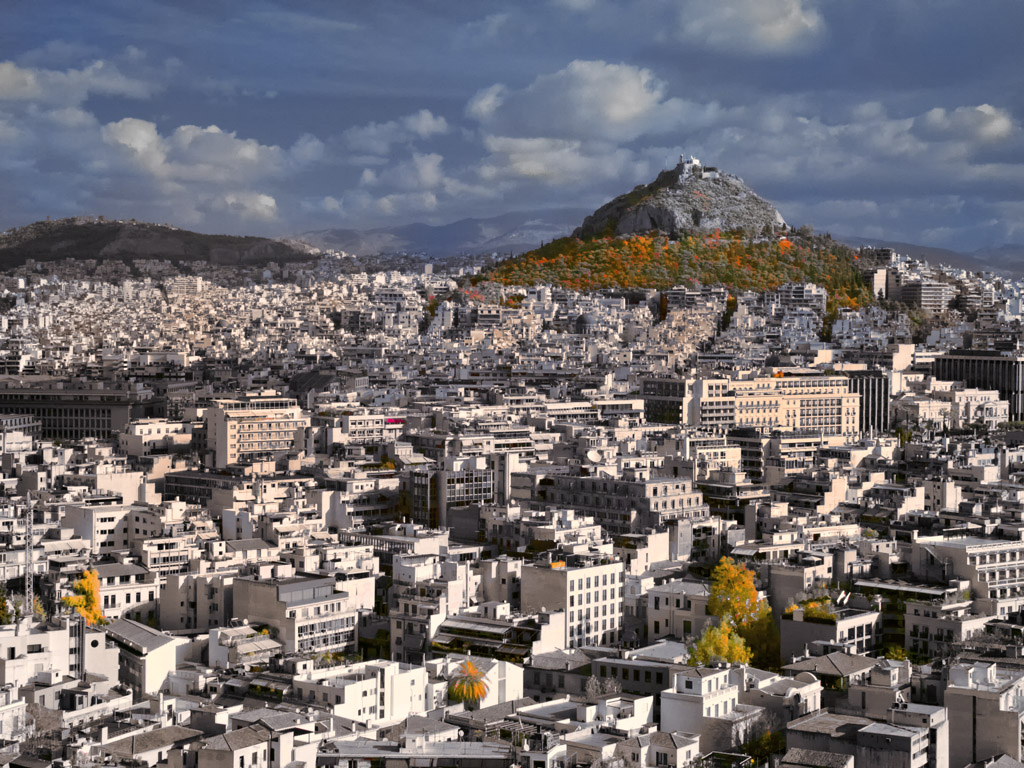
[2,0,1023,251]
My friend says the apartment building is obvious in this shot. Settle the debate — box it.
[206,391,309,468]
[660,666,759,753]
[293,659,432,727]
[904,598,993,658]
[646,580,714,641]
[944,662,1024,767]
[62,502,131,554]
[780,606,881,661]
[233,570,372,656]
[900,280,957,313]
[542,471,708,535]
[104,618,189,696]
[521,553,624,648]
[161,570,236,632]
[786,710,934,768]
[912,536,1024,606]
[92,561,158,622]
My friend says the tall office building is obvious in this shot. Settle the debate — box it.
[900,280,958,313]
[934,350,1024,420]
[0,379,140,440]
[846,370,890,434]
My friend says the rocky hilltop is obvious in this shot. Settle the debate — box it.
[0,217,316,269]
[486,157,872,312]
[574,156,786,240]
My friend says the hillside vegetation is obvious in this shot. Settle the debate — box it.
[487,232,873,311]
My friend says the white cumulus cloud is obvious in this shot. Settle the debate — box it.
[218,191,279,221]
[915,104,1016,143]
[467,60,728,142]
[0,59,155,105]
[677,0,825,54]
[342,109,449,157]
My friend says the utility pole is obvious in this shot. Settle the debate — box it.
[16,492,33,635]
[24,491,33,621]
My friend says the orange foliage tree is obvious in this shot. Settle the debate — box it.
[708,556,780,670]
[709,557,763,627]
[62,568,105,625]
[448,659,489,708]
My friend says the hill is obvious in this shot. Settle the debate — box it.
[486,157,871,313]
[298,209,587,257]
[487,232,872,311]
[0,217,316,269]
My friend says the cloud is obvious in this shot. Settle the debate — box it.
[102,118,320,183]
[478,135,650,186]
[458,13,510,42]
[915,104,1016,143]
[466,60,728,142]
[466,84,506,121]
[0,59,155,105]
[342,109,449,156]
[676,0,825,54]
[402,109,449,139]
[554,0,599,9]
[215,191,279,221]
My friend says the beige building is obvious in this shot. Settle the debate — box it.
[206,391,309,468]
[688,372,861,436]
[104,618,190,695]
[912,536,1024,610]
[233,569,372,656]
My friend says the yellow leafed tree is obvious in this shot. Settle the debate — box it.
[448,659,489,707]
[688,621,752,666]
[709,556,780,670]
[708,556,763,627]
[62,568,105,625]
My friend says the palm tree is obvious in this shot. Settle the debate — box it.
[448,659,488,709]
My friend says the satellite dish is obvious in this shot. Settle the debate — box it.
[586,449,602,464]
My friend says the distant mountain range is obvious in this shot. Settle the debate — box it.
[0,217,315,269]
[296,209,589,257]
[838,235,1024,275]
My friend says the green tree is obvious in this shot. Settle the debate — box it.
[739,610,781,671]
[884,644,909,661]
[0,582,11,625]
